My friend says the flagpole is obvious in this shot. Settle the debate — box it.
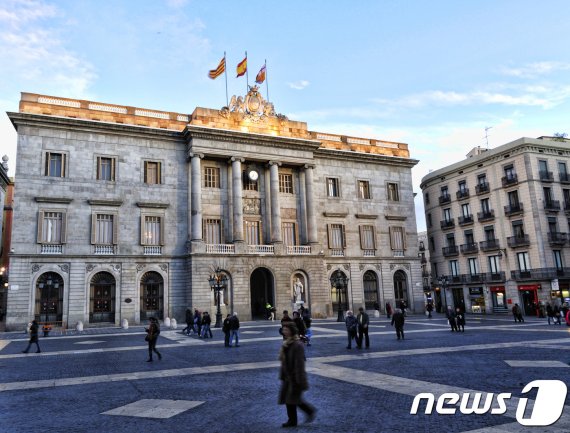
[224,51,228,107]
[265,59,269,102]
[245,51,249,93]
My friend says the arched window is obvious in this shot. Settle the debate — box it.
[35,272,64,323]
[90,272,116,323]
[363,271,379,310]
[140,271,164,320]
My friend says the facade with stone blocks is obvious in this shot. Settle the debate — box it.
[421,137,570,317]
[5,91,421,330]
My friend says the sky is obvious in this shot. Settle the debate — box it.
[1,0,570,232]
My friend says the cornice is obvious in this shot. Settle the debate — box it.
[323,211,349,217]
[385,215,407,221]
[87,199,123,207]
[136,202,170,209]
[355,214,378,219]
[34,196,73,204]
[314,147,418,167]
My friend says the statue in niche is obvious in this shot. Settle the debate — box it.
[293,277,304,303]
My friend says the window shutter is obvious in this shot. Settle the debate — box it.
[372,226,377,250]
[111,158,116,181]
[45,153,50,176]
[112,214,118,245]
[220,218,224,243]
[141,214,146,245]
[388,227,394,249]
[326,224,331,249]
[143,161,148,183]
[37,211,44,243]
[359,226,364,249]
[61,212,68,243]
[160,216,165,246]
[91,213,97,244]
[403,227,407,250]
[96,157,101,180]
[157,162,162,185]
[202,218,206,242]
[62,153,67,178]
[341,225,346,248]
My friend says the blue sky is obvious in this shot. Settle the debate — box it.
[2,0,570,231]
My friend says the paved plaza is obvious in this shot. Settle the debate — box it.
[1,314,570,432]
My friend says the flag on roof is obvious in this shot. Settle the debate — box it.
[255,64,266,84]
[208,57,225,79]
[236,57,247,78]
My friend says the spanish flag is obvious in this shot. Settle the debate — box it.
[236,57,247,77]
[208,57,225,80]
[255,64,266,84]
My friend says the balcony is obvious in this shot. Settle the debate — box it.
[247,245,275,254]
[362,249,376,257]
[504,203,524,216]
[484,271,506,282]
[286,245,312,255]
[330,248,345,257]
[547,232,567,246]
[442,246,459,257]
[440,219,455,230]
[206,244,235,254]
[458,215,474,226]
[477,210,495,222]
[460,243,479,254]
[479,239,501,252]
[539,170,554,182]
[501,174,518,187]
[464,273,484,284]
[475,182,490,195]
[439,194,451,205]
[544,200,560,212]
[40,244,63,254]
[93,245,116,255]
[143,246,162,255]
[448,275,464,285]
[560,172,570,184]
[507,235,530,248]
[456,189,470,200]
[510,268,570,281]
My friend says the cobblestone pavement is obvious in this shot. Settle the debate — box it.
[1,313,569,432]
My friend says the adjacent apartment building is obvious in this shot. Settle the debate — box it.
[421,137,570,316]
[4,91,421,330]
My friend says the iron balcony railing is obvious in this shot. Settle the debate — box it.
[440,219,455,229]
[511,268,570,280]
[484,271,506,282]
[544,200,561,211]
[439,194,451,204]
[456,189,470,200]
[502,174,518,187]
[477,210,495,222]
[539,170,554,182]
[475,182,490,194]
[565,201,570,212]
[460,243,479,254]
[504,203,524,216]
[442,246,459,257]
[507,235,530,248]
[547,232,567,245]
[479,239,501,251]
[560,172,570,183]
[458,215,474,225]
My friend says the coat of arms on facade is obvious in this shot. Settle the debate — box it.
[220,85,287,122]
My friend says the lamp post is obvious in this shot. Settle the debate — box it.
[208,267,227,328]
[330,270,349,322]
[438,275,448,311]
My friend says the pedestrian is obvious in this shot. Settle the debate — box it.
[345,310,358,349]
[278,322,316,428]
[194,309,202,336]
[553,304,561,325]
[426,302,433,319]
[356,307,370,349]
[229,312,240,347]
[145,317,162,362]
[446,306,458,331]
[280,310,293,338]
[512,303,524,323]
[201,312,212,338]
[391,308,405,340]
[386,302,392,319]
[546,303,554,325]
[22,319,41,353]
[292,311,306,339]
[455,307,465,332]
[222,314,231,347]
[302,311,312,346]
[182,308,194,335]
[266,302,275,321]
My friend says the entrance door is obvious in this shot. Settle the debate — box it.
[452,287,465,312]
[393,270,408,308]
[140,271,164,321]
[521,290,537,316]
[35,272,64,323]
[250,268,274,319]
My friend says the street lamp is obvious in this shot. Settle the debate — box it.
[437,275,448,310]
[330,270,349,322]
[208,267,227,328]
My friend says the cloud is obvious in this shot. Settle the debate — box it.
[0,0,57,29]
[165,0,189,8]
[500,61,570,79]
[288,80,310,90]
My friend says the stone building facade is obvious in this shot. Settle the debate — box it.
[421,137,570,316]
[5,91,421,330]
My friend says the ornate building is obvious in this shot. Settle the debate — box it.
[5,90,421,329]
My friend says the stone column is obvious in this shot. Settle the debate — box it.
[269,161,282,243]
[231,157,245,242]
[190,153,204,241]
[304,164,318,244]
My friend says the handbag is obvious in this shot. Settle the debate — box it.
[145,335,150,342]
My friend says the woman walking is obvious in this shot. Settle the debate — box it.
[22,319,41,353]
[278,322,316,427]
[145,317,162,362]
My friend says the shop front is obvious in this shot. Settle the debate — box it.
[469,287,485,314]
[490,286,507,312]
[518,284,540,317]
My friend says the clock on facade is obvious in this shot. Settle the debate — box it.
[248,170,259,181]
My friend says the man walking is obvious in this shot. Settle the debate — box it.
[391,308,405,340]
[356,307,370,349]
[229,312,240,347]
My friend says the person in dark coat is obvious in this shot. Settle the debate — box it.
[280,310,293,339]
[201,312,212,338]
[22,320,41,353]
[553,304,561,325]
[182,308,194,335]
[391,308,405,340]
[512,303,524,323]
[426,302,433,319]
[292,311,306,337]
[455,307,465,332]
[145,317,162,362]
[356,307,370,349]
[194,309,202,336]
[446,306,458,331]
[546,303,555,325]
[385,302,392,319]
[222,314,231,347]
[229,312,240,347]
[345,310,358,349]
[278,322,316,427]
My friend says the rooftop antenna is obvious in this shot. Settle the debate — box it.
[484,126,493,149]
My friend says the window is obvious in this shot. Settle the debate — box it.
[488,256,500,274]
[45,152,66,177]
[279,173,293,194]
[441,186,449,196]
[461,203,471,218]
[548,217,558,233]
[142,215,163,245]
[429,236,435,252]
[425,193,430,204]
[204,167,220,188]
[458,180,467,193]
[446,233,456,247]
[484,225,495,241]
[91,214,117,244]
[464,230,474,244]
[144,161,161,185]
[507,190,519,206]
[512,220,524,238]
[327,178,340,197]
[245,220,261,245]
[282,222,297,246]
[543,187,554,203]
[97,156,116,181]
[538,160,548,174]
[203,219,222,244]
[387,183,399,201]
[443,208,452,222]
[359,225,376,250]
[427,213,432,228]
[358,180,371,199]
[389,226,406,251]
[564,189,570,205]
[37,211,67,243]
[504,164,515,179]
[449,260,459,277]
[477,174,487,186]
[554,250,563,270]
[468,258,480,275]
[328,224,346,249]
[517,252,531,271]
[559,162,568,181]
[481,198,490,213]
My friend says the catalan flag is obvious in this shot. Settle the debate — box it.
[208,56,225,80]
[255,64,266,84]
[236,57,247,77]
